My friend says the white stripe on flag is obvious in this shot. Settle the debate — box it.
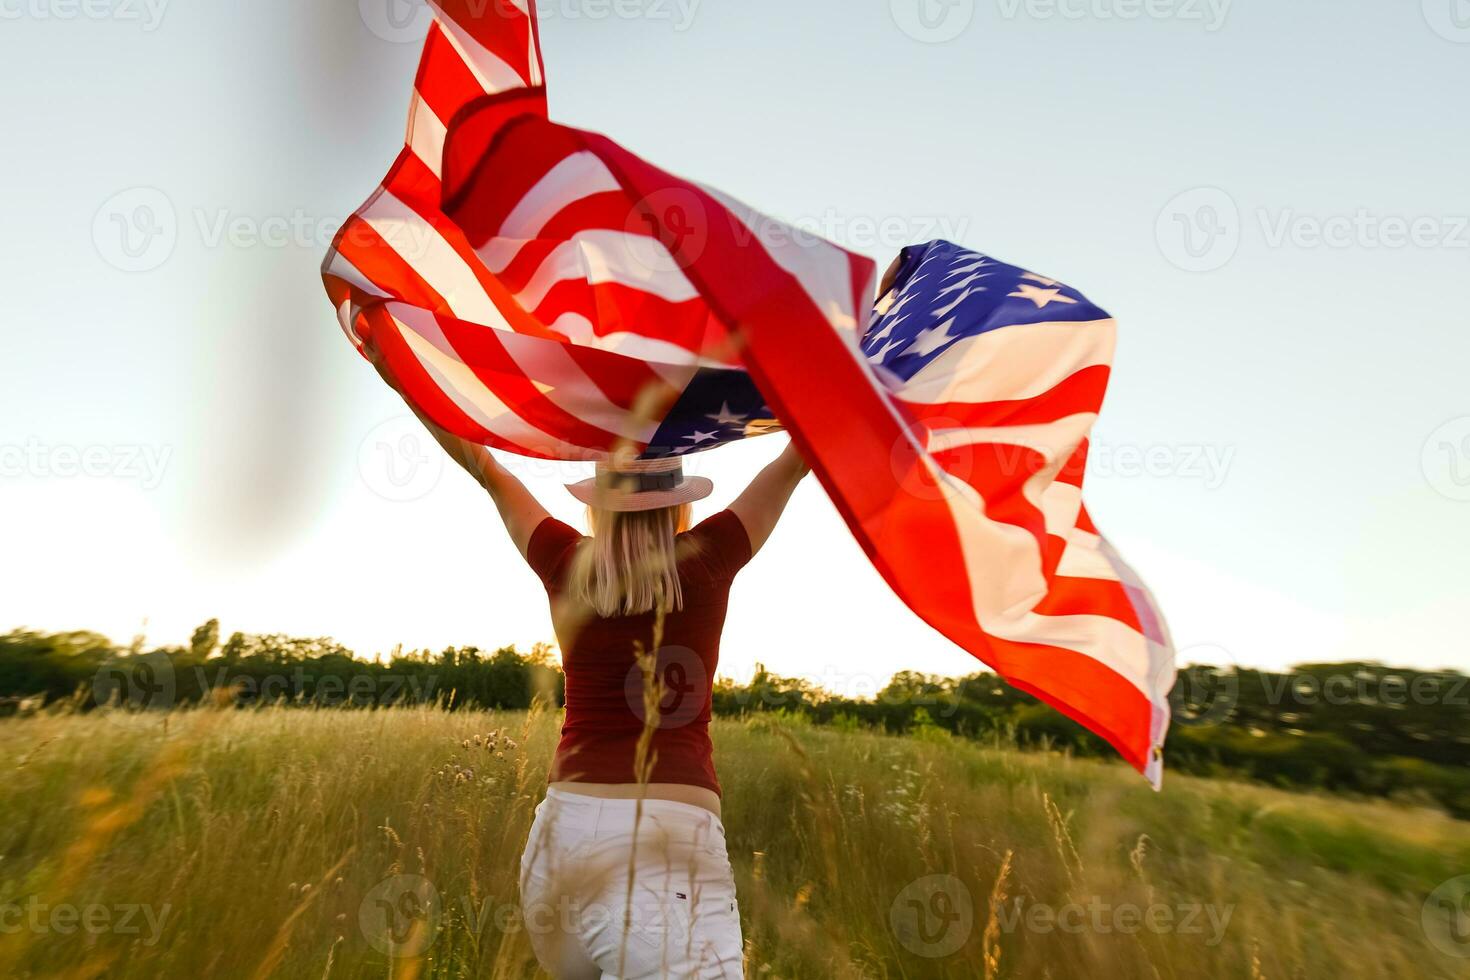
[514,231,700,310]
[544,312,716,382]
[927,413,1095,539]
[922,452,1160,698]
[1057,529,1125,581]
[407,93,449,179]
[425,5,529,94]
[360,191,503,327]
[1040,481,1084,542]
[480,151,623,273]
[324,251,392,300]
[893,318,1117,405]
[499,330,663,444]
[391,307,573,454]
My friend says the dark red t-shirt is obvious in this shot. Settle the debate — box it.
[525,510,752,796]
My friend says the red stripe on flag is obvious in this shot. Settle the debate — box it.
[1034,574,1147,633]
[425,312,631,451]
[413,23,494,128]
[901,364,1111,432]
[530,281,713,356]
[432,0,538,84]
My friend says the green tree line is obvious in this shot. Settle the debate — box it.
[2,623,1466,817]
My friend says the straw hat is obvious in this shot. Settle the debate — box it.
[566,456,713,512]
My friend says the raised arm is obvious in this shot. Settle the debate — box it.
[368,349,549,557]
[728,440,810,557]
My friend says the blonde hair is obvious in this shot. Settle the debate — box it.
[570,504,694,618]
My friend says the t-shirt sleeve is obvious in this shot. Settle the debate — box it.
[525,518,583,588]
[690,510,754,581]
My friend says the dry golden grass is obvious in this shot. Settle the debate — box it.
[0,706,1466,978]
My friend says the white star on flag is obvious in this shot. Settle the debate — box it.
[705,402,748,426]
[1009,283,1079,309]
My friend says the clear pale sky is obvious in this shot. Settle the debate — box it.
[2,0,1467,691]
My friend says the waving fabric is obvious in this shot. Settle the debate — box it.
[322,1,1176,785]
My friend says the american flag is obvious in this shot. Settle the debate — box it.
[323,1,1175,785]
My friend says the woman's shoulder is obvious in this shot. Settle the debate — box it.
[677,511,753,580]
[526,517,584,585]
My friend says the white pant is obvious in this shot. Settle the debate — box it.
[519,788,744,979]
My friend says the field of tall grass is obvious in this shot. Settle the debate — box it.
[1,705,1467,978]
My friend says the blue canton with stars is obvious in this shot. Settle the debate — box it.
[642,241,1108,457]
[644,367,782,457]
[860,240,1109,384]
